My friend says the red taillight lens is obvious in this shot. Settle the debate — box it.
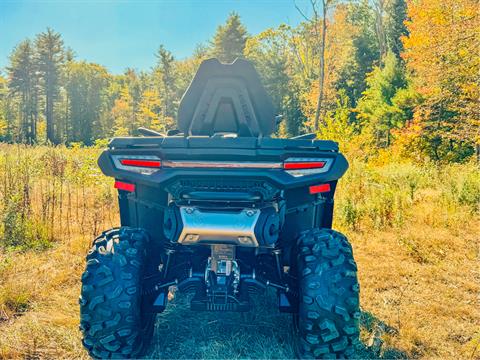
[283,161,326,170]
[283,158,331,177]
[113,155,162,175]
[114,180,135,192]
[119,159,161,168]
[309,183,331,194]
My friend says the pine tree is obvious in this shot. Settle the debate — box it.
[211,12,248,63]
[35,28,65,144]
[245,27,304,136]
[386,0,408,58]
[125,68,143,134]
[356,52,415,147]
[7,40,38,143]
[65,61,109,144]
[0,74,12,141]
[334,0,380,119]
[154,45,177,120]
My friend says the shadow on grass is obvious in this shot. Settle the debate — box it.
[143,290,408,359]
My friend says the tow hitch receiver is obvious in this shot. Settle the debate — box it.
[191,245,250,312]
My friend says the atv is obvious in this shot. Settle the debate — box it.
[80,58,360,359]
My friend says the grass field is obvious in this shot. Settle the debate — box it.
[0,144,478,359]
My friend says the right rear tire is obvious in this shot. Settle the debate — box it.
[80,227,154,359]
[294,228,360,359]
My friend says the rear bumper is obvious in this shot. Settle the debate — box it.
[97,149,348,191]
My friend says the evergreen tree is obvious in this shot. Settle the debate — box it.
[336,1,379,110]
[154,45,177,120]
[7,40,38,143]
[65,61,109,144]
[35,28,65,144]
[0,74,12,141]
[211,12,248,63]
[245,27,304,136]
[386,0,408,58]
[356,52,417,147]
[61,47,76,142]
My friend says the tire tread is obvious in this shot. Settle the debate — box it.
[80,227,151,359]
[296,228,360,359]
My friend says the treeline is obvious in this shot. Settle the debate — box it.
[0,0,477,162]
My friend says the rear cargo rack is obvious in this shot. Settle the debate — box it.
[108,136,339,152]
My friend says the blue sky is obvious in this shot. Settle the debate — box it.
[0,0,309,74]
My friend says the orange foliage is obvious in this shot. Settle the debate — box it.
[402,0,479,142]
[303,5,359,127]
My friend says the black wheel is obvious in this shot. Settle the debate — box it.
[79,227,155,359]
[294,228,360,359]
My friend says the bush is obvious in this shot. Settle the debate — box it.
[2,193,50,250]
[0,144,115,251]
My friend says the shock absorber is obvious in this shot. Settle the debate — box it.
[162,248,175,280]
[272,248,283,280]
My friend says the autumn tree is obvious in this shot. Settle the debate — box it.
[211,12,248,63]
[403,0,479,161]
[317,89,357,150]
[296,0,342,131]
[138,88,161,130]
[176,44,210,96]
[35,28,65,143]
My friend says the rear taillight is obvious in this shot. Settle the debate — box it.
[111,155,332,177]
[283,158,332,177]
[112,155,161,175]
[119,159,162,168]
[283,161,326,170]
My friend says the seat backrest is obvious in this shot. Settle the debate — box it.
[177,58,276,137]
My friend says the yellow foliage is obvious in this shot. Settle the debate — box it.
[403,0,479,141]
[303,5,360,128]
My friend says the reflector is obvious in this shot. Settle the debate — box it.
[114,181,135,192]
[309,183,331,194]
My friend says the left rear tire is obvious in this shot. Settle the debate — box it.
[79,227,155,359]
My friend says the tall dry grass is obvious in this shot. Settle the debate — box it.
[0,144,117,359]
[0,144,478,359]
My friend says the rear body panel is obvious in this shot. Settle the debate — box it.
[98,135,348,261]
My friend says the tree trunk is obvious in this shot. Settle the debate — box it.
[374,0,387,63]
[46,91,55,144]
[314,0,328,131]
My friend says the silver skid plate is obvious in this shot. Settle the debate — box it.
[178,207,261,246]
